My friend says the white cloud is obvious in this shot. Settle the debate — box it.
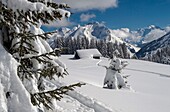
[43,18,74,28]
[43,0,118,28]
[111,28,131,39]
[54,0,118,11]
[165,26,170,32]
[80,14,96,22]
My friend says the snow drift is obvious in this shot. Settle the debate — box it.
[0,43,37,112]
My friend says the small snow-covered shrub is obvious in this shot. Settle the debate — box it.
[98,57,129,89]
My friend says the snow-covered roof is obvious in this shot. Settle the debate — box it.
[75,49,102,59]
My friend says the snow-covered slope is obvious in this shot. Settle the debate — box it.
[57,55,170,112]
[1,45,170,112]
[136,32,170,64]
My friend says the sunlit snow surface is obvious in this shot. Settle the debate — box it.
[57,55,170,112]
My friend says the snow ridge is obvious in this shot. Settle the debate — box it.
[53,81,116,112]
[68,91,114,112]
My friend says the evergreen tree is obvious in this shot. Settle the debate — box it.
[57,37,64,49]
[76,36,81,49]
[72,38,77,52]
[85,36,90,49]
[107,42,114,57]
[0,0,84,110]
[121,43,129,59]
[67,39,74,54]
[80,36,86,49]
[89,38,97,48]
[97,39,107,57]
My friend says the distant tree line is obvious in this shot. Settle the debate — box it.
[51,36,130,59]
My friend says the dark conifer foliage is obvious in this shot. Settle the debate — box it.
[0,0,84,110]
[51,36,131,59]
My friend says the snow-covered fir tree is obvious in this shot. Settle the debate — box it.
[0,0,83,111]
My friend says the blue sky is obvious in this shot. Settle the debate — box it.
[42,0,170,31]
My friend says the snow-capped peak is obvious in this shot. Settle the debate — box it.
[148,25,157,29]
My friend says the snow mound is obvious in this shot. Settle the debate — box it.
[0,44,36,112]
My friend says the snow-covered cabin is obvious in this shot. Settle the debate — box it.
[74,49,102,59]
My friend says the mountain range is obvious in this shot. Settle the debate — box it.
[48,22,170,64]
[50,22,170,46]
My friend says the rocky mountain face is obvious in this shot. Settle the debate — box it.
[136,32,170,64]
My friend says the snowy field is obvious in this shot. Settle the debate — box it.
[55,55,170,112]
